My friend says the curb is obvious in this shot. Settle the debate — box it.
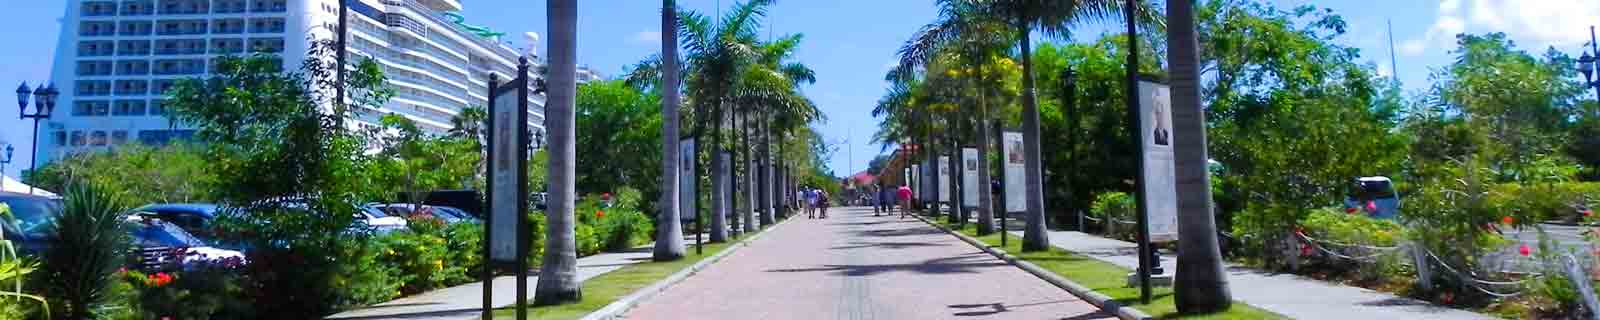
[910,214,1155,320]
[578,214,796,320]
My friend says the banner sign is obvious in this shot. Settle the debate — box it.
[913,164,923,200]
[1002,131,1025,213]
[962,148,979,207]
[938,156,951,203]
[679,138,696,222]
[487,75,527,264]
[1140,81,1179,242]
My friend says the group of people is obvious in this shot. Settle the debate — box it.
[798,187,832,219]
[793,183,916,220]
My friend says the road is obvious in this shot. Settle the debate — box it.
[623,206,1109,320]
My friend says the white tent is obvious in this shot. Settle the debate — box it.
[2,175,58,198]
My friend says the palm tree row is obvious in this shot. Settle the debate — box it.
[876,0,1229,314]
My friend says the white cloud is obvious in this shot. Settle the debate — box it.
[628,31,661,45]
[1400,0,1600,56]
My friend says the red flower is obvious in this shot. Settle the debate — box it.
[1519,244,1532,256]
[1441,292,1455,304]
[147,272,174,287]
[1344,207,1358,214]
[1502,216,1515,225]
[595,210,605,219]
[1585,210,1594,217]
[1300,244,1313,257]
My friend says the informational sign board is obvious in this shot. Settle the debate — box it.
[1002,131,1026,213]
[962,148,979,207]
[487,76,526,264]
[912,164,923,200]
[938,156,951,203]
[1140,81,1179,242]
[679,138,696,222]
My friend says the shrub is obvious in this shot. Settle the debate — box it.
[120,263,251,320]
[37,184,131,319]
[0,203,49,319]
[600,209,652,252]
[1401,159,1519,305]
[1297,208,1412,285]
[1088,192,1135,240]
[375,216,480,296]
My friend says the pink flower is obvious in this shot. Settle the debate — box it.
[1365,201,1377,212]
[1519,244,1532,256]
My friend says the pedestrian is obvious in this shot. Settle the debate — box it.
[897,184,914,219]
[878,183,894,216]
[817,190,831,219]
[805,187,818,219]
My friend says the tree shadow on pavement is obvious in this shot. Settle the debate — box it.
[947,300,1083,317]
[764,252,1005,276]
[828,241,950,250]
[853,227,946,238]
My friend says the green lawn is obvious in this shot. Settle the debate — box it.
[490,236,743,319]
[945,222,1285,320]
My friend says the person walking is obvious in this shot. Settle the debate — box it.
[897,184,914,219]
[817,189,831,219]
[804,187,818,219]
[878,183,894,216]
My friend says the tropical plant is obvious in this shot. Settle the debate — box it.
[37,183,130,320]
[0,203,48,319]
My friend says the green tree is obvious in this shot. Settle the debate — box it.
[37,183,129,320]
[574,80,664,198]
[163,39,397,317]
[25,143,216,206]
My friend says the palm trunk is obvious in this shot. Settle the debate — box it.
[728,103,743,237]
[1017,18,1050,252]
[951,115,965,224]
[652,0,686,261]
[534,0,581,305]
[1169,0,1233,312]
[709,98,729,242]
[741,107,759,231]
[975,54,996,235]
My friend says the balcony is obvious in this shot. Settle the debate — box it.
[251,0,287,13]
[120,1,155,16]
[80,22,117,37]
[119,22,154,36]
[82,2,118,17]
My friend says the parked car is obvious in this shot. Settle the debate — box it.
[0,192,62,255]
[124,213,245,269]
[132,203,219,238]
[368,203,479,224]
[1344,176,1400,219]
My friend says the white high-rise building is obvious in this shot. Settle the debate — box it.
[40,0,596,164]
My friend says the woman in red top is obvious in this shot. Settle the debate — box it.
[896,185,914,219]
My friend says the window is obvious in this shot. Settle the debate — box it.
[90,131,108,146]
[149,99,167,116]
[112,100,148,116]
[70,131,86,147]
[111,131,129,145]
[51,131,66,147]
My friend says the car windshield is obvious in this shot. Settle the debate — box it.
[131,218,207,248]
[0,195,63,236]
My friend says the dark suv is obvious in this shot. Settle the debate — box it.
[0,192,64,255]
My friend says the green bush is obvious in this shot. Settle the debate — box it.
[1298,208,1412,284]
[376,220,459,295]
[36,184,131,320]
[600,210,653,252]
[1400,159,1518,305]
[119,264,251,320]
[1089,192,1136,241]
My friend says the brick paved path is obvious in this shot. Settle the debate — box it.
[624,207,1110,320]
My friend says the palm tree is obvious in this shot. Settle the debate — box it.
[534,0,581,305]
[898,0,1015,234]
[1166,0,1231,312]
[448,105,489,188]
[952,0,1158,251]
[653,0,687,261]
[677,0,774,241]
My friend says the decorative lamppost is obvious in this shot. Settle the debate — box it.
[1576,26,1600,113]
[16,82,58,194]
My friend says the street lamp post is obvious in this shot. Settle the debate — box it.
[1576,26,1600,114]
[16,82,58,194]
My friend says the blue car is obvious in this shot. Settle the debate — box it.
[132,203,220,238]
[0,192,63,255]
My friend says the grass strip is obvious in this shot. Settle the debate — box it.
[945,222,1285,319]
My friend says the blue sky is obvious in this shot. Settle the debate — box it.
[3,0,1598,179]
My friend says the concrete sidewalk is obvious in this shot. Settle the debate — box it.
[326,248,655,320]
[1006,226,1494,320]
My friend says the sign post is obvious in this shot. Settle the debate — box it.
[681,137,699,255]
[484,58,531,319]
[962,147,979,209]
[1001,129,1025,247]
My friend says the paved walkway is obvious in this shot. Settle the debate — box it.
[624,207,1110,320]
[327,247,657,320]
[1006,224,1494,320]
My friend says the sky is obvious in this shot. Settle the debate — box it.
[2,0,1599,180]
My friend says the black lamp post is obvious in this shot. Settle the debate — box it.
[17,82,58,194]
[1577,26,1600,113]
[1059,66,1078,232]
